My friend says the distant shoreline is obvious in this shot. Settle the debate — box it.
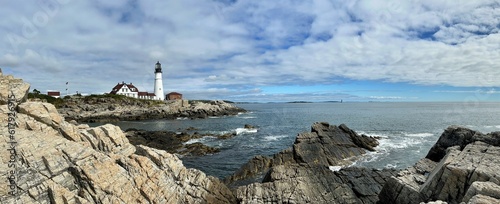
[28,93,246,123]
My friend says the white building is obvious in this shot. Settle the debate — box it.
[109,61,164,100]
[154,61,165,100]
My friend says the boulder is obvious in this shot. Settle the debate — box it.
[378,127,500,204]
[462,181,500,203]
[293,122,378,167]
[237,164,397,204]
[230,122,394,203]
[425,126,500,162]
[125,130,228,156]
[0,70,236,204]
[0,69,30,105]
[18,102,64,128]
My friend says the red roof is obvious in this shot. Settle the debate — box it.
[167,92,182,96]
[47,91,60,96]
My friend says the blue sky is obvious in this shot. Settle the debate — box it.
[1,0,499,102]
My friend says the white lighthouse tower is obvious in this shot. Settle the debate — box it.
[154,61,164,100]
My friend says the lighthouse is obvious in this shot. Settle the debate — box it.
[154,61,164,100]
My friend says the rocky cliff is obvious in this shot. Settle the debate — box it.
[227,122,398,203]
[3,69,500,204]
[0,70,236,203]
[56,95,245,123]
[378,126,500,204]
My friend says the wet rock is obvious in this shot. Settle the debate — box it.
[229,122,392,203]
[378,126,500,204]
[181,143,220,156]
[244,124,256,129]
[125,130,236,157]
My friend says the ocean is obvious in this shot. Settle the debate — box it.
[94,102,500,179]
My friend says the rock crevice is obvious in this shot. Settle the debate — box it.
[0,71,236,203]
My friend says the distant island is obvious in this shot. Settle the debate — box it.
[287,100,343,103]
[287,101,314,103]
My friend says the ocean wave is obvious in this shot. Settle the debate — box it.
[405,133,434,137]
[385,163,397,169]
[239,116,257,119]
[482,125,500,129]
[353,131,430,168]
[357,131,390,139]
[263,135,287,141]
[183,136,217,145]
[235,128,258,135]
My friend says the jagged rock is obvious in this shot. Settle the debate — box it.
[18,102,64,128]
[0,103,236,203]
[0,69,30,105]
[0,75,236,203]
[226,122,379,186]
[467,194,500,204]
[231,122,392,203]
[181,143,220,156]
[425,126,500,162]
[378,126,500,204]
[293,122,378,167]
[125,130,231,156]
[224,155,273,187]
[237,164,397,204]
[462,181,500,203]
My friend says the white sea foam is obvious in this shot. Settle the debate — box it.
[406,133,434,137]
[329,166,343,172]
[385,163,397,169]
[353,130,434,169]
[239,116,257,119]
[357,131,389,139]
[176,117,188,120]
[235,128,258,135]
[208,116,220,119]
[183,136,216,145]
[264,135,287,141]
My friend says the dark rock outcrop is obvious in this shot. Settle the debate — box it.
[229,122,396,203]
[378,126,500,204]
[225,122,379,186]
[125,130,238,156]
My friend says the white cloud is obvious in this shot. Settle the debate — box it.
[0,0,499,100]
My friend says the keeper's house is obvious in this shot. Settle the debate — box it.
[110,82,156,100]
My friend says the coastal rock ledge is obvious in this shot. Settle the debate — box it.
[378,126,500,204]
[57,96,245,123]
[2,70,500,204]
[0,70,235,203]
[227,122,398,204]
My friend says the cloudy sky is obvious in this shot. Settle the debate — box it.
[1,0,499,102]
